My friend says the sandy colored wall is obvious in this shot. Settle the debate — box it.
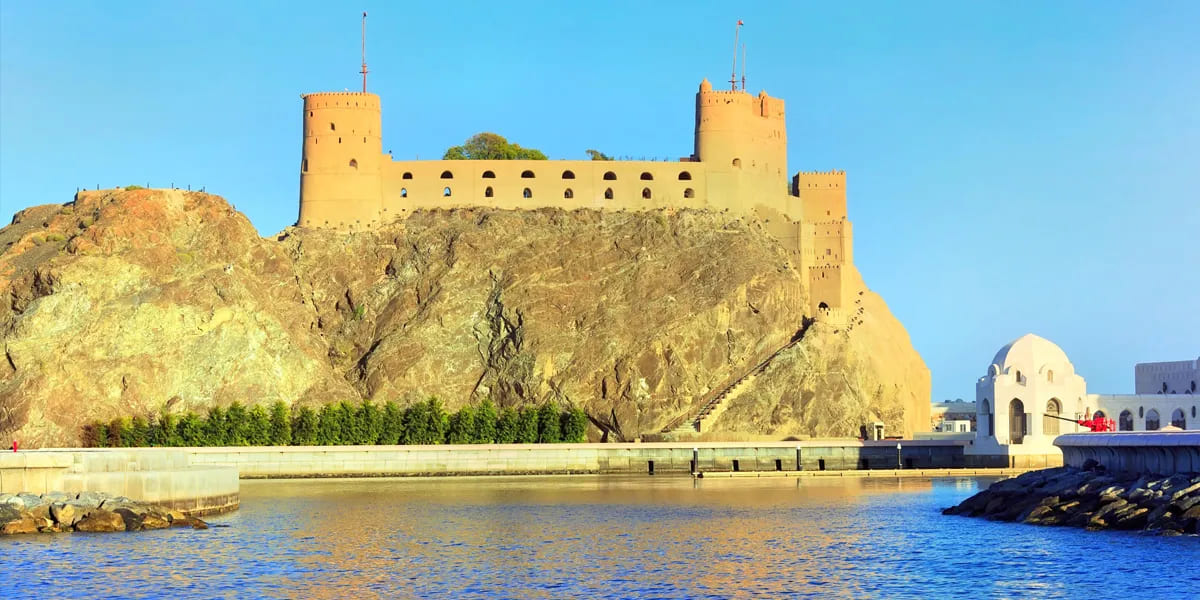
[299,92,384,230]
[185,440,969,477]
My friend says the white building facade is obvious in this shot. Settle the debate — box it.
[1135,357,1200,395]
[968,334,1198,465]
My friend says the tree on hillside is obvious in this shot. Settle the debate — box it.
[292,406,319,446]
[562,406,588,443]
[246,405,271,445]
[225,402,249,446]
[495,407,519,444]
[516,406,539,443]
[204,407,228,446]
[443,132,547,160]
[474,399,498,443]
[537,401,562,443]
[315,404,340,445]
[380,401,404,444]
[586,149,613,161]
[446,405,476,444]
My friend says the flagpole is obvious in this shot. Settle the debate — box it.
[360,12,369,93]
[730,20,742,91]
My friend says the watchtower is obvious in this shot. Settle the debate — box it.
[297,92,384,230]
[693,79,789,212]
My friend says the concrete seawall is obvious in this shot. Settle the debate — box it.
[1055,431,1200,475]
[0,449,239,515]
[185,440,978,478]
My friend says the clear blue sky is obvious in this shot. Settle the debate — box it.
[2,1,1197,402]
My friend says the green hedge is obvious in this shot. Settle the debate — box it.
[84,398,589,447]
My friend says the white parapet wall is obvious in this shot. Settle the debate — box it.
[0,449,239,515]
[1054,431,1200,475]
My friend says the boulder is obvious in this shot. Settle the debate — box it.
[74,491,110,509]
[0,504,26,528]
[0,514,40,535]
[40,491,73,504]
[14,492,47,510]
[73,508,126,533]
[50,502,87,528]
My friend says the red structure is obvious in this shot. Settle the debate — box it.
[1045,413,1115,432]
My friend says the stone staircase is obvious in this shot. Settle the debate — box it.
[662,330,808,437]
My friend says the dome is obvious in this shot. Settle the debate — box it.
[988,333,1071,375]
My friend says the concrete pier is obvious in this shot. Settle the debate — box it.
[1055,431,1200,475]
[0,449,239,515]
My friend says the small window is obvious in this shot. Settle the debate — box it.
[338,137,342,143]
[330,123,336,131]
[683,188,694,198]
[482,170,495,179]
[561,170,575,179]
[309,111,313,117]
[604,188,613,199]
[521,170,535,179]
[400,188,407,198]
[642,187,651,199]
[302,159,308,173]
[678,171,692,181]
[564,188,573,199]
[348,159,358,169]
[732,158,741,168]
[440,170,454,179]
[484,186,493,198]
[640,172,653,181]
[603,171,617,181]
[1163,382,1169,393]
[443,187,452,197]
[1047,370,1055,383]
[402,172,413,180]
[522,187,532,198]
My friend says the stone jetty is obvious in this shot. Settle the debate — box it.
[943,462,1200,535]
[0,491,208,535]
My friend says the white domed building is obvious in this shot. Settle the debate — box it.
[968,334,1198,467]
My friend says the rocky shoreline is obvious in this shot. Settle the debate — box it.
[944,463,1200,535]
[1,491,208,535]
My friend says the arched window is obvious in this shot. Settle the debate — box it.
[1192,381,1196,393]
[440,170,454,179]
[302,159,308,173]
[522,187,532,198]
[1171,408,1186,429]
[482,170,495,179]
[982,399,993,437]
[443,187,452,197]
[400,188,408,198]
[603,171,617,181]
[1015,370,1023,384]
[1009,399,1026,444]
[732,158,741,168]
[678,171,692,180]
[1119,410,1134,431]
[521,170,535,179]
[642,187,651,199]
[561,170,575,179]
[1163,382,1169,393]
[683,188,695,198]
[818,302,829,311]
[1046,370,1055,383]
[348,159,358,169]
[1093,410,1105,419]
[563,188,573,199]
[402,172,413,180]
[1139,406,1144,417]
[1145,409,1160,430]
[484,186,493,198]
[604,188,613,200]
[1044,399,1061,436]
[640,172,653,180]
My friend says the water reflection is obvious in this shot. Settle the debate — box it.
[2,476,1196,599]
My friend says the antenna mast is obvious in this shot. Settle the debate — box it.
[741,43,746,92]
[730,19,743,91]
[360,11,369,92]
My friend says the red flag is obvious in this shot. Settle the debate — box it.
[737,20,744,26]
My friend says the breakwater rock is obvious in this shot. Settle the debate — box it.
[0,491,208,535]
[943,465,1200,535]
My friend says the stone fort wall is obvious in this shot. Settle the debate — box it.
[296,82,854,312]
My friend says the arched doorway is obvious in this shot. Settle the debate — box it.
[1119,410,1134,431]
[1146,409,1160,430]
[1171,408,1186,429]
[1009,399,1026,444]
[1044,399,1062,436]
[1093,410,1106,419]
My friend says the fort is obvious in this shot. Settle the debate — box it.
[297,77,854,313]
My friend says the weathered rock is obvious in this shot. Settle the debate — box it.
[40,491,72,503]
[73,508,126,533]
[0,514,40,535]
[50,502,87,527]
[0,504,24,527]
[74,491,110,509]
[1,189,930,445]
[13,492,47,510]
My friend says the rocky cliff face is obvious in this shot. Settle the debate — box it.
[1,189,928,447]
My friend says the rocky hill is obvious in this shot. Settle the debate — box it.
[1,189,929,447]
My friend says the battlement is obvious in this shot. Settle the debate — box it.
[794,170,846,190]
[302,92,381,110]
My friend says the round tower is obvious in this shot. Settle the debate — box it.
[298,92,384,229]
[693,80,788,200]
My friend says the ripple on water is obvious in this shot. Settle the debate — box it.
[1,476,1197,599]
